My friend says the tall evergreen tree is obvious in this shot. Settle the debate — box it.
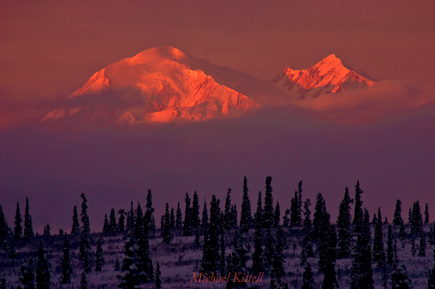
[134,203,144,240]
[301,262,315,289]
[297,181,303,226]
[352,181,364,231]
[264,227,275,274]
[350,209,374,289]
[162,203,173,244]
[95,239,104,272]
[393,199,404,227]
[322,225,339,289]
[254,191,263,227]
[318,206,332,274]
[176,202,183,228]
[202,201,208,227]
[312,193,327,242]
[301,199,314,265]
[274,202,281,228]
[200,195,221,274]
[425,203,430,224]
[118,238,141,289]
[20,257,35,289]
[71,205,80,235]
[14,202,23,241]
[411,200,423,236]
[144,190,155,235]
[137,232,153,283]
[24,197,34,241]
[233,228,249,285]
[290,191,299,227]
[387,225,394,266]
[170,208,175,229]
[118,209,126,232]
[224,188,233,230]
[183,193,192,236]
[80,193,90,235]
[0,205,9,243]
[103,214,110,234]
[36,242,50,289]
[79,233,91,273]
[337,187,353,259]
[155,262,162,289]
[263,176,274,229]
[126,202,135,237]
[418,231,426,257]
[80,272,88,289]
[109,208,118,234]
[220,229,226,276]
[373,207,386,267]
[191,191,200,228]
[240,176,252,233]
[271,227,285,280]
[60,234,73,284]
[252,206,264,275]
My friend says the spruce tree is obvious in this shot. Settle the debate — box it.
[134,203,144,240]
[373,208,385,267]
[318,207,332,274]
[170,208,175,229]
[136,232,154,283]
[0,205,9,243]
[126,202,135,237]
[183,193,191,236]
[144,190,155,235]
[290,191,299,227]
[60,234,73,284]
[297,181,303,225]
[312,193,327,241]
[14,202,23,241]
[274,202,281,228]
[176,202,183,228]
[425,203,430,224]
[162,203,173,244]
[200,195,221,274]
[322,225,339,289]
[36,241,50,289]
[240,176,252,232]
[155,262,162,289]
[71,205,80,235]
[103,214,110,234]
[80,272,88,289]
[231,204,238,228]
[224,188,233,230]
[20,257,35,289]
[387,225,394,266]
[301,199,314,265]
[80,193,90,236]
[191,191,200,228]
[393,200,404,227]
[220,230,226,276]
[254,191,263,228]
[24,197,34,241]
[109,208,118,234]
[411,200,423,236]
[263,176,274,229]
[264,227,275,274]
[79,233,91,273]
[352,181,364,230]
[301,262,315,289]
[271,227,285,280]
[201,201,208,227]
[337,187,353,259]
[252,212,264,275]
[233,228,248,285]
[350,209,374,289]
[418,231,426,257]
[95,239,104,272]
[118,209,126,232]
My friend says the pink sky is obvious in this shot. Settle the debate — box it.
[1,0,434,100]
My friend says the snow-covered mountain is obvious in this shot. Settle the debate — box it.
[273,54,376,100]
[43,47,259,124]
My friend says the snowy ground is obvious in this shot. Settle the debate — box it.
[1,226,433,288]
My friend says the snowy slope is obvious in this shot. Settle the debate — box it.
[43,47,259,124]
[273,54,376,100]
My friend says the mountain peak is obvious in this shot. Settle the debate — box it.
[127,46,188,65]
[275,54,376,96]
